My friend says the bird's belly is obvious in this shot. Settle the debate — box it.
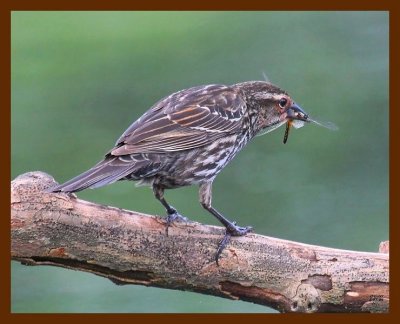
[147,135,248,189]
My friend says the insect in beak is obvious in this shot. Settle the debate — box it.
[283,103,309,144]
[287,103,309,122]
[283,120,292,144]
[283,103,338,144]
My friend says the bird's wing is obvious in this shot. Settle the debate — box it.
[110,85,247,155]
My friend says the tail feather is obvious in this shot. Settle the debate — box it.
[47,157,146,193]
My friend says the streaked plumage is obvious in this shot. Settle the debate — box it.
[49,81,309,264]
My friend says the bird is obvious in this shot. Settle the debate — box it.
[48,81,310,264]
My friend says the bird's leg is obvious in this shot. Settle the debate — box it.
[199,182,253,265]
[153,184,187,235]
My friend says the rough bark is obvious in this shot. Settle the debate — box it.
[11,171,389,313]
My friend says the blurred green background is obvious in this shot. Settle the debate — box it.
[11,11,388,313]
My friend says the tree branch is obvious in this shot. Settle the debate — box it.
[11,172,389,313]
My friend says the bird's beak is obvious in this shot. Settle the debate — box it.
[286,103,309,122]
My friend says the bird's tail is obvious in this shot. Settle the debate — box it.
[47,156,144,193]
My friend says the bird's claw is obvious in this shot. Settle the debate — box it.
[215,223,253,266]
[215,233,232,266]
[227,225,253,236]
[165,210,188,235]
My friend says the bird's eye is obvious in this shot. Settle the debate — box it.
[279,98,288,108]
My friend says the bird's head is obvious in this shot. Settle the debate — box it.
[236,81,309,138]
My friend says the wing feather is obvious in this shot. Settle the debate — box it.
[111,84,246,156]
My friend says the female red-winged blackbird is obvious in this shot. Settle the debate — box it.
[49,81,309,264]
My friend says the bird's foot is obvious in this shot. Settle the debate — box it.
[226,222,253,236]
[215,222,253,266]
[165,208,188,235]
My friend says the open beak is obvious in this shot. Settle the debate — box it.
[286,103,309,122]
